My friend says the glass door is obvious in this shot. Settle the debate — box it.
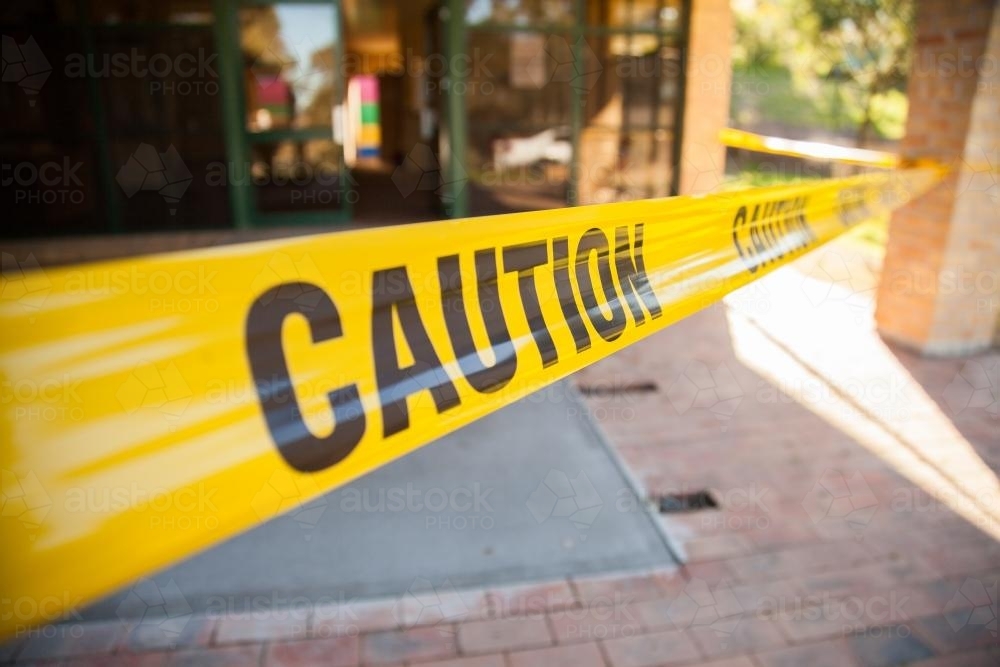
[455,0,689,216]
[233,0,351,225]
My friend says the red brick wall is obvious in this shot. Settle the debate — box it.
[876,0,999,354]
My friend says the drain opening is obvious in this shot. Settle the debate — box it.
[578,382,658,397]
[655,491,718,513]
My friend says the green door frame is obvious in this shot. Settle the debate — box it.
[213,0,352,229]
[444,0,469,218]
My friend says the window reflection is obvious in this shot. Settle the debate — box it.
[251,140,346,212]
[466,0,575,26]
[464,30,574,209]
[586,0,684,31]
[240,4,338,132]
[464,0,687,208]
[90,0,214,24]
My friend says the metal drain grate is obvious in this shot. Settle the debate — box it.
[577,382,658,397]
[655,491,718,513]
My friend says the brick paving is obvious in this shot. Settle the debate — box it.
[1,242,998,665]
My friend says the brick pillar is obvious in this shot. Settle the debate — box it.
[678,0,732,195]
[876,0,1000,355]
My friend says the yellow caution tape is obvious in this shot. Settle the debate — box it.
[0,167,945,638]
[720,128,901,168]
[720,128,998,174]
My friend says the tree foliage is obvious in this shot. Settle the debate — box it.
[732,0,914,144]
[791,0,914,144]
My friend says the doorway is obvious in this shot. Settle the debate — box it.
[460,0,690,217]
[224,0,353,227]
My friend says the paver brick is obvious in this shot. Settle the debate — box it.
[415,655,504,667]
[215,614,308,644]
[61,652,174,667]
[689,617,786,659]
[313,598,399,638]
[753,638,861,667]
[572,571,671,605]
[507,641,606,667]
[167,644,265,667]
[911,612,1000,655]
[120,615,217,652]
[631,597,679,632]
[848,628,935,667]
[392,588,483,629]
[697,659,758,667]
[601,628,700,667]
[16,621,122,661]
[457,616,552,654]
[906,648,1000,667]
[548,603,641,644]
[266,636,359,667]
[481,580,576,619]
[363,626,457,664]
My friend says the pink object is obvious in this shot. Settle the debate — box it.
[256,76,290,107]
[357,75,379,103]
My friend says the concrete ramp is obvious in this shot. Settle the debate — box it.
[83,383,675,619]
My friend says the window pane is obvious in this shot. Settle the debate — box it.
[111,136,229,232]
[465,30,575,211]
[0,29,94,140]
[466,0,575,26]
[96,27,222,137]
[89,0,214,25]
[578,129,673,204]
[465,31,577,131]
[466,125,571,214]
[0,0,76,23]
[581,35,682,131]
[1,142,104,237]
[586,0,684,31]
[240,4,339,132]
[251,139,348,213]
[578,29,681,202]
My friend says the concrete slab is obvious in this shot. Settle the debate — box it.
[82,383,675,620]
